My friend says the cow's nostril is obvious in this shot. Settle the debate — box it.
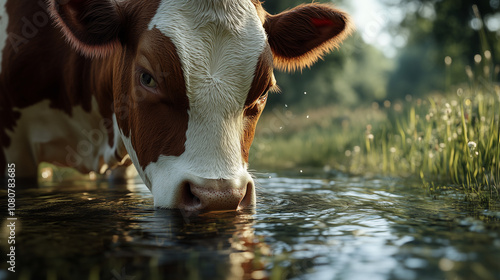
[238,181,254,209]
[181,181,202,210]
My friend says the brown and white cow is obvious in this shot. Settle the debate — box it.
[0,0,352,211]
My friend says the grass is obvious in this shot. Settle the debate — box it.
[251,53,500,206]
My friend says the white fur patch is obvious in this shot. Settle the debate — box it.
[120,131,149,187]
[0,0,8,73]
[3,98,122,177]
[131,0,267,207]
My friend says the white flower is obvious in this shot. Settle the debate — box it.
[468,141,477,150]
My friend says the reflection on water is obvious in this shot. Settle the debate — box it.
[0,174,499,280]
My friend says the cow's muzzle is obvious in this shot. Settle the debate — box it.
[177,176,255,212]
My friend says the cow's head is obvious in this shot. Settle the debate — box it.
[48,0,353,211]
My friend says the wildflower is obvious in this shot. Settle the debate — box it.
[468,142,478,158]
[468,141,477,150]
[443,103,452,118]
[367,134,374,140]
[390,147,396,153]
[354,146,361,153]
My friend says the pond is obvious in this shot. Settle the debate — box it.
[0,172,499,280]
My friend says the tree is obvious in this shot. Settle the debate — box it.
[386,0,500,99]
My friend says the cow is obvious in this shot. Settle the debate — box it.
[0,0,352,211]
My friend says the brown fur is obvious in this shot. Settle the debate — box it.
[241,47,274,162]
[0,0,162,174]
[47,0,123,58]
[264,3,354,72]
[113,28,189,168]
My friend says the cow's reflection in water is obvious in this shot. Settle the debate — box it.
[129,208,271,279]
[5,181,270,279]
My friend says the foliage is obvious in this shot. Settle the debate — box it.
[268,35,393,109]
[250,104,387,169]
[252,52,500,204]
[386,0,500,98]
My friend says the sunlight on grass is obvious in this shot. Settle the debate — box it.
[251,52,499,205]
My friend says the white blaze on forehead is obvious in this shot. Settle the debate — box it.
[147,0,267,178]
[137,0,265,207]
[0,0,8,73]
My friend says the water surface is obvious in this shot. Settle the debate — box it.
[0,173,499,280]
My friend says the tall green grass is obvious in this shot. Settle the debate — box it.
[251,52,499,205]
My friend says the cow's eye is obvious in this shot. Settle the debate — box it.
[140,72,157,88]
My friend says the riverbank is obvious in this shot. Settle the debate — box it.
[251,83,500,206]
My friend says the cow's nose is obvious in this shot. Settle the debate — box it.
[179,177,254,212]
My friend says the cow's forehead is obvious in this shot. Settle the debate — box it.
[148,0,268,111]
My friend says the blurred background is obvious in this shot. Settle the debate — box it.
[262,0,499,108]
[249,0,500,174]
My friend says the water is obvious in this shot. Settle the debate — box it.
[0,173,499,280]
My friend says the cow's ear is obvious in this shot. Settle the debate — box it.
[48,0,125,58]
[264,4,353,72]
